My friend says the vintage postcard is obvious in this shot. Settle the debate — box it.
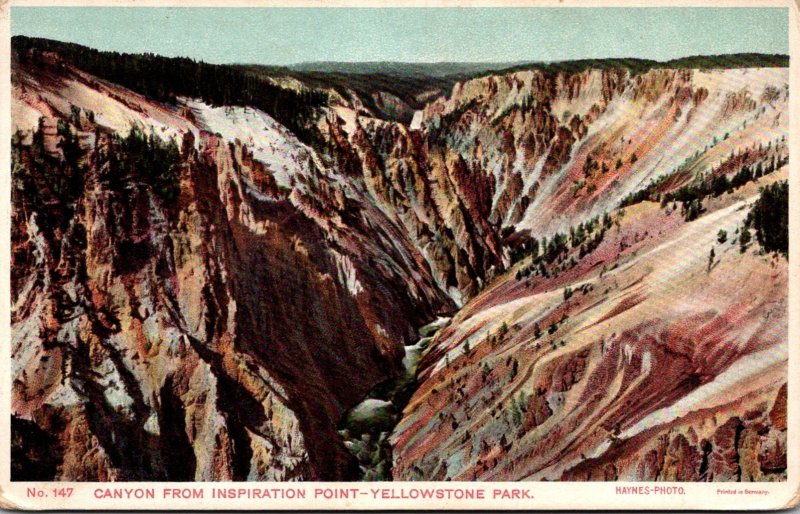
[0,0,798,510]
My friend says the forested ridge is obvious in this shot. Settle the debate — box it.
[12,36,328,145]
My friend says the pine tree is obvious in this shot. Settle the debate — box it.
[749,181,788,256]
[739,226,751,253]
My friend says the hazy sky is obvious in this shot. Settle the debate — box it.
[11,7,789,65]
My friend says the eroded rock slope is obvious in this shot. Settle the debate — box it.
[10,40,788,481]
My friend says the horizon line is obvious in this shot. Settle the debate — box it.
[11,35,790,69]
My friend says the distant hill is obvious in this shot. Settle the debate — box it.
[482,53,789,78]
[286,61,529,78]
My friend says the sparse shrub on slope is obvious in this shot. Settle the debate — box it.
[619,142,788,218]
[14,119,183,216]
[109,126,182,203]
[12,119,85,234]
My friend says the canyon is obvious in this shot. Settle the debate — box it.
[10,37,788,482]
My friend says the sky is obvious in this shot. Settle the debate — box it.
[11,7,790,66]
